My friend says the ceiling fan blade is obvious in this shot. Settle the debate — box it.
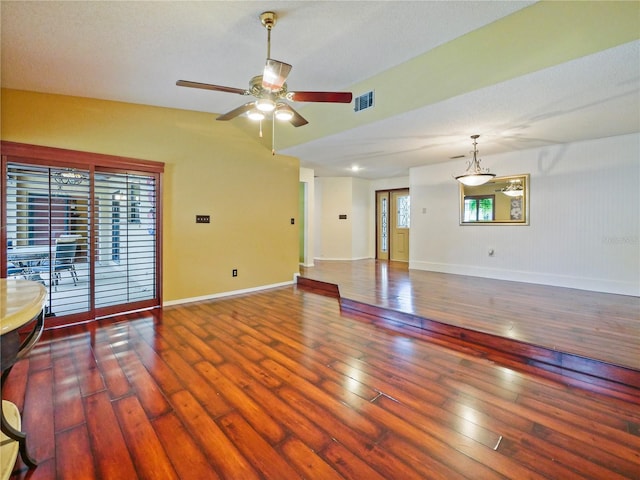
[176,80,247,96]
[216,102,255,121]
[288,91,353,103]
[288,105,308,127]
[262,59,292,91]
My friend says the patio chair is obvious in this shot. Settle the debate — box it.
[7,262,26,278]
[32,237,79,290]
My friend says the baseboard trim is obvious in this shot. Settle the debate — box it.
[163,280,294,307]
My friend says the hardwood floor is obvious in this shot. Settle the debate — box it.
[299,260,640,390]
[4,285,640,479]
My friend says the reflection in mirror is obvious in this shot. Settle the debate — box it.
[460,174,529,225]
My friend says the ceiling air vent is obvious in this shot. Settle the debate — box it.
[354,90,374,112]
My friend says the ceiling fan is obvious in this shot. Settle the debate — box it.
[177,11,353,128]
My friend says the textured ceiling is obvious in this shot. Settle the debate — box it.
[2,1,639,179]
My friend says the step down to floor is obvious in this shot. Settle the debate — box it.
[297,276,640,400]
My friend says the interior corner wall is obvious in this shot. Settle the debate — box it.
[299,167,315,267]
[1,89,301,303]
[409,133,640,296]
[351,177,371,259]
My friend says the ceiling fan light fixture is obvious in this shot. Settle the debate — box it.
[274,103,294,121]
[455,135,496,186]
[247,109,265,121]
[256,98,276,112]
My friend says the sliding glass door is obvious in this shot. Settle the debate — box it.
[2,142,163,327]
[94,171,157,309]
[5,163,91,317]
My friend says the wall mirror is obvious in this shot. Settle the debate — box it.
[459,174,529,225]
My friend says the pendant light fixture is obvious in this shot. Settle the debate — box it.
[53,169,86,186]
[455,135,496,186]
[500,179,524,197]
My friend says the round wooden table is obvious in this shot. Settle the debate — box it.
[0,279,46,479]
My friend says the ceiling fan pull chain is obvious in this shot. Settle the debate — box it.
[259,119,263,138]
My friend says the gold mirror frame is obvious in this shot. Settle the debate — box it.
[459,174,530,225]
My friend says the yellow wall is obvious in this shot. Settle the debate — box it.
[1,89,300,302]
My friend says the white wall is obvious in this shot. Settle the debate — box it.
[351,178,371,259]
[410,133,640,295]
[313,176,379,260]
[315,177,354,260]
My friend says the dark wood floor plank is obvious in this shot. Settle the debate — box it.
[332,352,448,403]
[113,395,180,480]
[9,458,55,480]
[171,324,224,364]
[218,362,332,452]
[218,410,302,479]
[261,334,380,401]
[93,340,132,399]
[70,339,105,397]
[153,314,204,364]
[153,412,221,480]
[22,368,55,462]
[516,395,640,463]
[379,432,487,480]
[3,358,29,410]
[170,389,261,480]
[264,361,383,440]
[207,328,266,364]
[115,348,171,419]
[26,343,51,373]
[209,337,280,388]
[363,391,535,480]
[84,391,138,479]
[320,440,391,480]
[160,348,232,418]
[52,354,84,433]
[444,394,640,479]
[280,437,346,480]
[195,361,287,445]
[277,386,426,480]
[243,334,322,384]
[129,332,184,397]
[442,375,640,466]
[525,424,638,480]
[55,425,96,480]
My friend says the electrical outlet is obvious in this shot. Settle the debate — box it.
[291,218,295,225]
[196,215,210,224]
[232,269,238,277]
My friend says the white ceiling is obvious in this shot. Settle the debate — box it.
[2,1,639,179]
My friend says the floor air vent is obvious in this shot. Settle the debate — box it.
[354,90,374,112]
